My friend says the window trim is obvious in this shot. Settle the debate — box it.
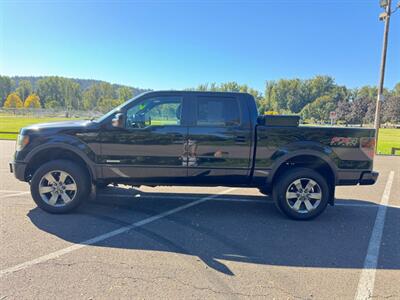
[194,96,242,128]
[124,96,185,130]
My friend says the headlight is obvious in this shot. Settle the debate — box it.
[16,134,30,151]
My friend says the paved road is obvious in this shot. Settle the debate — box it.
[0,140,399,299]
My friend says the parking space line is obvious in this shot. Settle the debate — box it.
[0,190,29,193]
[355,171,395,300]
[0,187,236,278]
[0,191,30,199]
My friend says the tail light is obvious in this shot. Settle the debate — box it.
[360,137,375,160]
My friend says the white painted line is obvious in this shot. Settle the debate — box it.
[335,203,377,208]
[0,191,30,199]
[0,187,236,278]
[0,190,29,193]
[355,171,395,300]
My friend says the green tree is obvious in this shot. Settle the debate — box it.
[264,76,338,114]
[24,94,41,108]
[3,93,23,108]
[15,80,32,101]
[64,80,81,110]
[97,98,123,113]
[83,82,115,110]
[0,76,15,106]
[118,86,133,102]
[37,76,82,109]
[393,82,400,96]
[301,95,336,122]
[37,76,65,108]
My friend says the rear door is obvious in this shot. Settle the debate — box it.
[186,94,252,184]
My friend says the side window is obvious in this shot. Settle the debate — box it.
[197,97,240,126]
[126,97,182,128]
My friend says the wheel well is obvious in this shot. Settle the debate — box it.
[25,148,92,182]
[272,155,336,190]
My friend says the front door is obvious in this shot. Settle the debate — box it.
[100,94,188,184]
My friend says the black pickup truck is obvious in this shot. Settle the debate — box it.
[10,91,378,219]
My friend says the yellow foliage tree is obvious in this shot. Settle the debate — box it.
[3,93,23,108]
[264,110,279,115]
[24,94,41,108]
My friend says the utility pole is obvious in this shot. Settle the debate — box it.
[374,0,392,153]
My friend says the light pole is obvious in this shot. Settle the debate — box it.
[374,0,392,154]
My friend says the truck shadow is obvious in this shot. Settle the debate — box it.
[27,186,400,275]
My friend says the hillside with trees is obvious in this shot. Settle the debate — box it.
[0,74,399,125]
[0,75,150,112]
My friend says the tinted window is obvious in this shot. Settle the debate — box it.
[197,97,240,126]
[126,96,182,128]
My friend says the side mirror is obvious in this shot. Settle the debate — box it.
[112,113,125,128]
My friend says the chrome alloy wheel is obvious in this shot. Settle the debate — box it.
[285,178,322,214]
[38,170,77,207]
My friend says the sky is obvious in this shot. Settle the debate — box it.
[0,0,399,92]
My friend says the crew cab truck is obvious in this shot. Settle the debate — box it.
[10,91,378,220]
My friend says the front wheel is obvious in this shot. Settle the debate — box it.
[30,160,90,214]
[273,168,330,220]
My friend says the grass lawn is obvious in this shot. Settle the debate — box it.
[1,116,399,155]
[376,128,400,155]
[0,116,82,139]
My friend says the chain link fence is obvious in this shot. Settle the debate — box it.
[0,108,102,119]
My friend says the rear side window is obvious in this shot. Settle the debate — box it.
[197,97,240,126]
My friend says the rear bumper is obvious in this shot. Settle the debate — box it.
[9,161,27,181]
[337,170,379,186]
[359,171,379,185]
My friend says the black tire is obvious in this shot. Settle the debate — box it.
[273,167,330,220]
[30,160,90,214]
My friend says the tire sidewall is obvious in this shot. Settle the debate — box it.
[273,168,330,220]
[30,160,90,214]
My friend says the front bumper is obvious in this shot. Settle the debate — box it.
[9,161,27,182]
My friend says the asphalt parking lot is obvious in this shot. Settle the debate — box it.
[0,139,399,299]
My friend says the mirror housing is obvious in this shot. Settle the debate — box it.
[257,115,265,126]
[112,113,125,128]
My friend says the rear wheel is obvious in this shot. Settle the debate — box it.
[30,160,90,214]
[273,168,330,220]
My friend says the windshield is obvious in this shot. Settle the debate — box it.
[94,102,126,123]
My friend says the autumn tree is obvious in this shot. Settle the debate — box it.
[336,100,352,125]
[3,93,23,108]
[24,94,41,108]
[382,95,400,123]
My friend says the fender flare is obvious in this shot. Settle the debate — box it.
[24,142,98,181]
[266,149,338,185]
